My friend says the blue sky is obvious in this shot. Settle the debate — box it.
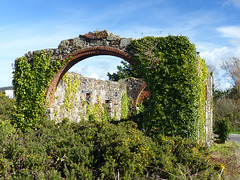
[0,0,240,89]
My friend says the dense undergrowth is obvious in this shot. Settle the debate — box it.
[0,117,223,180]
[0,92,15,121]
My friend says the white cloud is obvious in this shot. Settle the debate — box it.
[217,26,240,39]
[198,24,240,90]
[68,56,123,81]
[201,47,240,66]
[223,0,240,9]
[200,25,240,68]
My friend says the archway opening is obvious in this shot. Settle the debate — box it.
[46,46,145,122]
[68,55,123,81]
[46,47,135,106]
[50,55,127,122]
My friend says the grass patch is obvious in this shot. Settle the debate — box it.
[210,141,240,179]
[230,132,240,134]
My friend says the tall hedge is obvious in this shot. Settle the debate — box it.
[132,36,200,139]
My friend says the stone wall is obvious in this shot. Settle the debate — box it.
[122,78,146,101]
[48,72,127,122]
[47,72,147,122]
[205,72,213,147]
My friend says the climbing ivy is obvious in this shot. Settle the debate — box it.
[12,51,70,129]
[121,93,129,119]
[86,95,109,123]
[62,73,80,112]
[132,36,201,139]
[198,57,209,143]
[61,74,111,122]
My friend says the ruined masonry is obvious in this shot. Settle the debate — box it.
[23,30,213,145]
[50,72,146,122]
[24,30,147,121]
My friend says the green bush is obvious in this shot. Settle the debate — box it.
[0,92,15,121]
[213,97,240,133]
[0,118,221,179]
[214,118,231,143]
[149,135,220,179]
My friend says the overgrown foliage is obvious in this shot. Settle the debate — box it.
[0,119,222,179]
[62,73,80,112]
[12,35,210,140]
[0,92,15,120]
[56,72,112,122]
[198,58,210,143]
[86,95,111,123]
[132,36,201,138]
[121,93,129,119]
[214,118,231,143]
[12,52,69,129]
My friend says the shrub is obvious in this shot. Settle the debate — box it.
[148,135,220,179]
[0,92,15,121]
[214,118,231,143]
[214,97,240,133]
[0,118,222,179]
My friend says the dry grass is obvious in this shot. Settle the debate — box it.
[210,141,240,179]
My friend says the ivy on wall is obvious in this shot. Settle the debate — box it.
[86,95,110,123]
[132,36,201,139]
[62,73,80,112]
[60,73,111,122]
[12,52,70,129]
[198,57,209,143]
[121,93,129,120]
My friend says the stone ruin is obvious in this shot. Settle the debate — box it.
[22,30,213,145]
[48,72,147,122]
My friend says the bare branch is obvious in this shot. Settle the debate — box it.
[222,57,240,90]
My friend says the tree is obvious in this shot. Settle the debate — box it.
[107,61,141,81]
[222,57,240,95]
[211,57,240,133]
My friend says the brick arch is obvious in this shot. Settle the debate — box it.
[133,82,150,108]
[46,46,134,106]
